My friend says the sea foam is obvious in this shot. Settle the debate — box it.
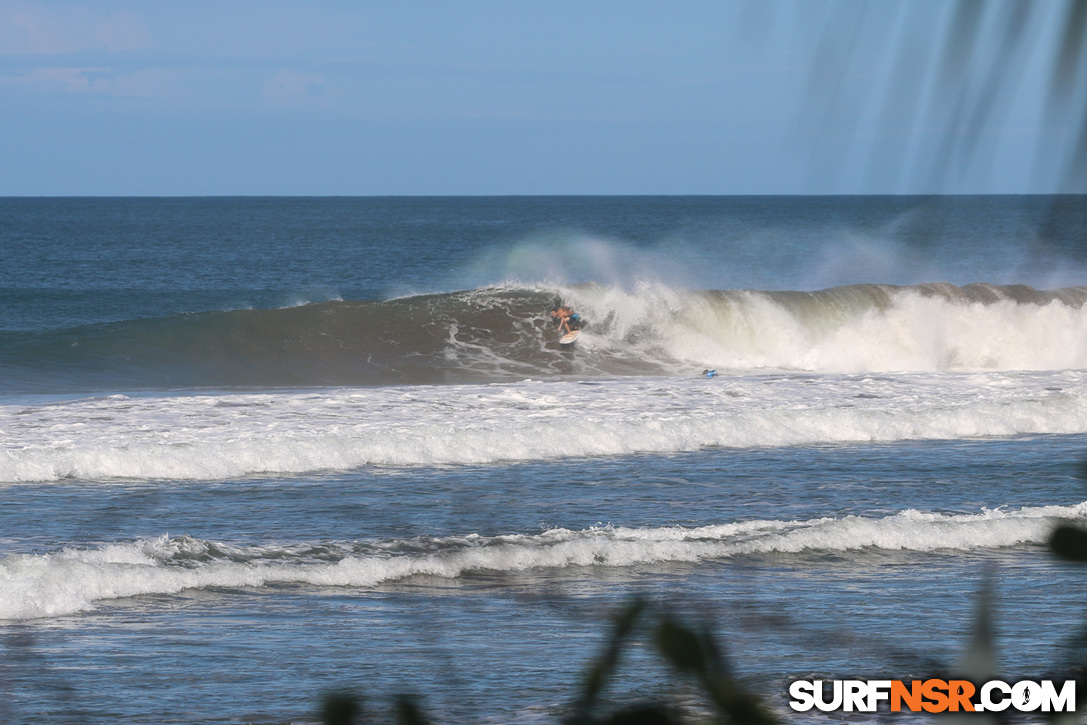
[3,503,1082,620]
[561,282,1087,374]
[3,370,1087,482]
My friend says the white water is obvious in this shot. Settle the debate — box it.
[557,283,1087,374]
[3,370,1087,483]
[3,502,1082,621]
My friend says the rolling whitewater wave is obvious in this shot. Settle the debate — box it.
[4,371,1087,482]
[2,369,1087,482]
[2,282,1087,392]
[2,502,1081,620]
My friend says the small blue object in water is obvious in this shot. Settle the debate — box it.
[703,369,717,378]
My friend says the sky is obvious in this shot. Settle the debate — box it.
[0,0,1082,196]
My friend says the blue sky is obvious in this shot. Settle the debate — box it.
[0,1,1081,195]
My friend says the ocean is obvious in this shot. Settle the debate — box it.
[2,195,1087,723]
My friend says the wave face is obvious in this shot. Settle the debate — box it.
[2,502,1081,620]
[3,282,1087,392]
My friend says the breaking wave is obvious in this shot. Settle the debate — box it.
[2,282,1087,392]
[4,370,1087,482]
[3,502,1081,620]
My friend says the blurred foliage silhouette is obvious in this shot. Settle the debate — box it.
[789,0,1087,194]
[321,599,781,725]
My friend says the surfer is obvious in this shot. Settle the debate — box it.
[550,306,582,335]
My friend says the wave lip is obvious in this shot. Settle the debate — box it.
[3,503,1082,620]
[3,282,1087,393]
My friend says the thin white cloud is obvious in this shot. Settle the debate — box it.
[0,1,150,55]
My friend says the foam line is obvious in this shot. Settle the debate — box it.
[3,370,1087,482]
[3,503,1082,620]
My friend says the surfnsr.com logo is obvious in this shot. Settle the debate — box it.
[788,679,1076,713]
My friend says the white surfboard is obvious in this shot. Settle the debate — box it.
[559,330,580,345]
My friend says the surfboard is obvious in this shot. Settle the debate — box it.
[559,330,580,345]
